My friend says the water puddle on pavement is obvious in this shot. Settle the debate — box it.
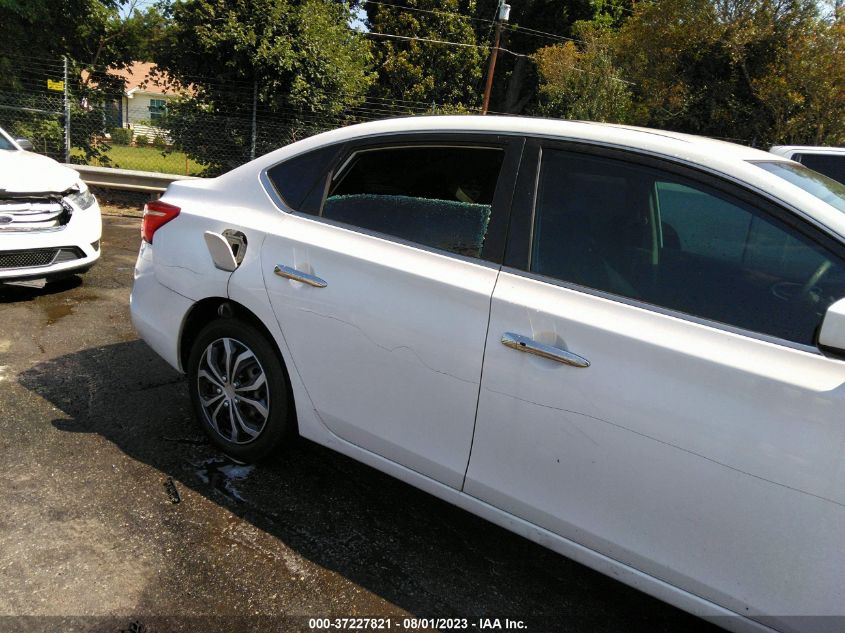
[193,456,255,503]
[44,301,74,325]
[42,291,103,325]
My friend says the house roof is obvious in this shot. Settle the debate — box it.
[82,61,185,97]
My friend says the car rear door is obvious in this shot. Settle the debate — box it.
[261,134,522,489]
[464,140,845,624]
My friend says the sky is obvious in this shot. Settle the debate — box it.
[119,0,159,17]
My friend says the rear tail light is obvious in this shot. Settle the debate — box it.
[142,200,181,244]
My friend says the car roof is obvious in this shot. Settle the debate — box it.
[215,115,845,243]
[253,116,778,168]
[244,115,785,189]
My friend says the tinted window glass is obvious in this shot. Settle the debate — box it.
[796,153,845,185]
[655,182,751,262]
[532,150,845,345]
[267,145,338,213]
[324,146,504,258]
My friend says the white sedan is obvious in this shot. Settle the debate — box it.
[0,126,102,285]
[130,116,845,633]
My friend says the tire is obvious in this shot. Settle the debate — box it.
[187,318,293,462]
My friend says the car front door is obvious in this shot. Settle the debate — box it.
[464,141,845,625]
[261,134,522,489]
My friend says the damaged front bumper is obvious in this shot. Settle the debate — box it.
[0,184,102,283]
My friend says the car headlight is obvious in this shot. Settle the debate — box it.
[66,182,96,210]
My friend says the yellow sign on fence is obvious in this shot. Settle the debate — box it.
[47,79,64,92]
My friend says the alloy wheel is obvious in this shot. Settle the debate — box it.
[196,337,270,444]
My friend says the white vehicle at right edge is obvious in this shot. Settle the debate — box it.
[770,145,845,184]
[131,116,845,633]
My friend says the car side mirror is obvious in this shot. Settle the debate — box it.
[15,138,34,151]
[818,297,845,354]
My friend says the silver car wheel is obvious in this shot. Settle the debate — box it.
[196,337,270,445]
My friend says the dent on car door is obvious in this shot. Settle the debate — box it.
[260,135,523,489]
[465,142,845,624]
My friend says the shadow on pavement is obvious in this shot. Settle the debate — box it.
[0,276,82,303]
[18,339,719,633]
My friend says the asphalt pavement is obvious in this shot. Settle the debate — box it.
[0,216,720,633]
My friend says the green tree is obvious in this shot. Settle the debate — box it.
[751,10,845,145]
[1,0,118,70]
[364,0,486,109]
[118,3,171,63]
[612,0,831,145]
[154,0,375,174]
[0,0,161,92]
[534,26,632,122]
[0,0,161,162]
[471,0,630,113]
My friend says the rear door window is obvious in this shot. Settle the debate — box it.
[323,146,505,259]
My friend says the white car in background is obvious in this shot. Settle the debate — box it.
[0,126,101,285]
[770,145,845,184]
[131,117,845,633]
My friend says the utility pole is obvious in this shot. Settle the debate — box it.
[482,0,510,115]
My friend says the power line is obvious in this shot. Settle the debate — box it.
[365,94,450,108]
[363,0,497,26]
[357,1,640,93]
[502,23,580,45]
[363,31,531,58]
[361,0,602,49]
[363,30,633,86]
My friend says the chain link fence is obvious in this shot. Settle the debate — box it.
[0,57,67,161]
[0,56,473,178]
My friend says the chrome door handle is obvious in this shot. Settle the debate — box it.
[501,332,590,368]
[273,264,327,288]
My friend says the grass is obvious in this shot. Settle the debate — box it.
[73,144,205,176]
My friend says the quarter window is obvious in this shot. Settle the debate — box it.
[531,149,845,346]
[323,146,504,259]
[266,144,339,213]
